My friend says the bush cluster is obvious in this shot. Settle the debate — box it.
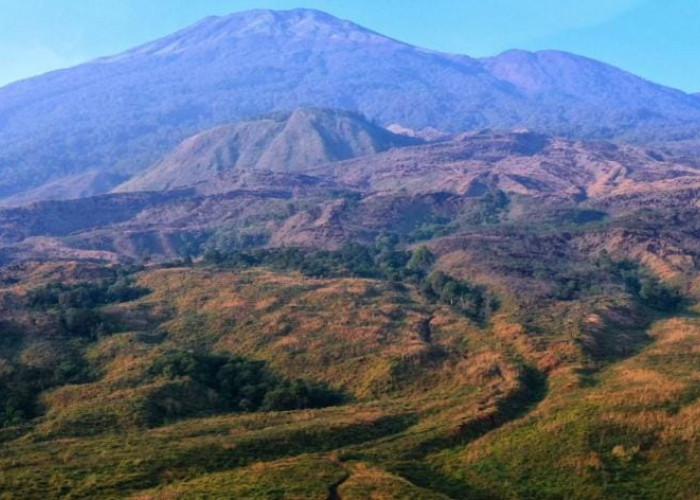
[149,351,344,421]
[421,271,498,320]
[0,345,94,427]
[26,275,148,340]
[27,278,147,310]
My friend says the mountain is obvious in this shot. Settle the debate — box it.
[117,108,419,194]
[0,124,697,266]
[482,50,700,134]
[2,9,700,202]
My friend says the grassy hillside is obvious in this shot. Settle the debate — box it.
[0,234,695,498]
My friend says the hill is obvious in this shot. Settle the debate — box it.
[1,9,700,201]
[0,236,697,497]
[117,108,419,194]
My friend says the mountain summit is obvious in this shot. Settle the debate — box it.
[106,9,398,62]
[1,9,700,202]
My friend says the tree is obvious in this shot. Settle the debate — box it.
[639,278,682,312]
[61,308,104,340]
[407,245,434,274]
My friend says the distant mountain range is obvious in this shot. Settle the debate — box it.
[1,8,700,203]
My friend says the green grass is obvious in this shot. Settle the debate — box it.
[429,316,700,499]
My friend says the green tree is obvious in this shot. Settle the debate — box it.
[407,245,435,274]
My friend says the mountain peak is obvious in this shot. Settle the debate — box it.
[211,8,395,43]
[482,48,691,103]
[115,8,394,60]
[206,8,359,35]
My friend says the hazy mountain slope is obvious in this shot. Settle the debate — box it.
[2,9,700,201]
[117,108,419,193]
[481,50,700,138]
[0,171,129,207]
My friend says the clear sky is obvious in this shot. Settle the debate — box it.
[0,0,697,92]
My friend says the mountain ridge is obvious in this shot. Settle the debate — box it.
[1,9,700,203]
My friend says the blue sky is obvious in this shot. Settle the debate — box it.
[0,0,697,92]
